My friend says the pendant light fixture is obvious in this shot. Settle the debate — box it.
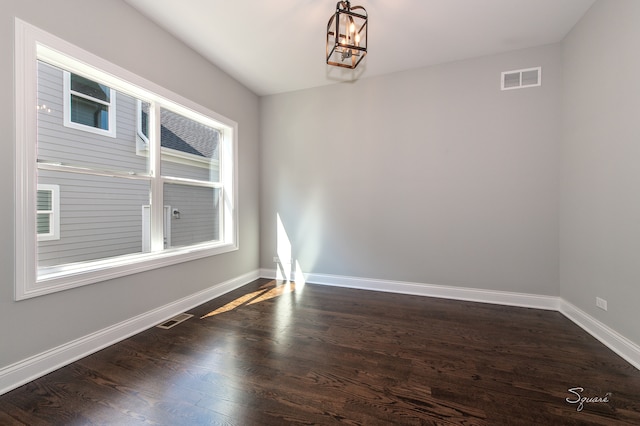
[326,1,368,69]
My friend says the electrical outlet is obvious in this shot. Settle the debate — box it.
[273,256,279,263]
[596,297,608,311]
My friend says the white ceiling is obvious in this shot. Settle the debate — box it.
[124,0,595,96]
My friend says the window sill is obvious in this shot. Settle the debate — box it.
[19,242,238,300]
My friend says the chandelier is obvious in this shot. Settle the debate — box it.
[326,1,368,69]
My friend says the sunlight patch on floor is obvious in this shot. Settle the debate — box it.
[247,281,295,306]
[201,281,296,319]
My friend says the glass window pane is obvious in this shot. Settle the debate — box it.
[37,61,149,174]
[71,95,109,129]
[70,73,110,102]
[37,189,52,210]
[37,169,150,269]
[160,108,220,182]
[163,183,220,248]
[37,213,51,234]
[139,101,149,139]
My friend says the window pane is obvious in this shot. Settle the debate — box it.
[139,101,149,139]
[37,170,150,268]
[163,183,220,248]
[71,95,109,129]
[160,108,220,182]
[37,61,148,174]
[37,189,52,210]
[36,213,51,234]
[70,73,110,102]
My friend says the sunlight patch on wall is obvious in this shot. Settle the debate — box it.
[277,213,293,281]
[276,213,307,288]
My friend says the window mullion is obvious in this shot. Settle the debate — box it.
[69,90,111,106]
[149,102,164,252]
[162,176,222,188]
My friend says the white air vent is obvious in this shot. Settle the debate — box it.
[157,313,193,329]
[501,67,541,90]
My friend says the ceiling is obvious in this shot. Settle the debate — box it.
[124,0,595,96]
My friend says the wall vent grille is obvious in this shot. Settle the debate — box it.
[501,67,541,90]
[157,313,193,329]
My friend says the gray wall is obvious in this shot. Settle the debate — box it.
[0,0,260,368]
[260,44,562,295]
[560,0,640,345]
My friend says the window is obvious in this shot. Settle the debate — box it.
[36,184,59,241]
[136,99,150,157]
[63,71,117,137]
[15,19,238,299]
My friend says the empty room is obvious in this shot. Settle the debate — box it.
[1,0,639,424]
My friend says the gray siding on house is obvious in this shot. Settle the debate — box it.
[37,61,148,173]
[161,158,217,181]
[37,170,149,267]
[164,184,220,248]
[36,61,220,267]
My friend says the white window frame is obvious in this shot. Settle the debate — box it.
[135,99,149,155]
[36,184,60,241]
[142,205,172,251]
[14,19,238,300]
[63,70,117,138]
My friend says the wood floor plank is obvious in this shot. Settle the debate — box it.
[1,278,639,425]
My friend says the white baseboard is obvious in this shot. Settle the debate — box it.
[0,269,260,396]
[559,300,640,370]
[261,268,640,370]
[305,271,560,310]
[261,268,558,310]
[260,267,278,280]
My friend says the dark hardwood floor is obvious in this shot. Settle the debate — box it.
[1,278,639,425]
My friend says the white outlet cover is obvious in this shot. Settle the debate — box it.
[596,297,608,311]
